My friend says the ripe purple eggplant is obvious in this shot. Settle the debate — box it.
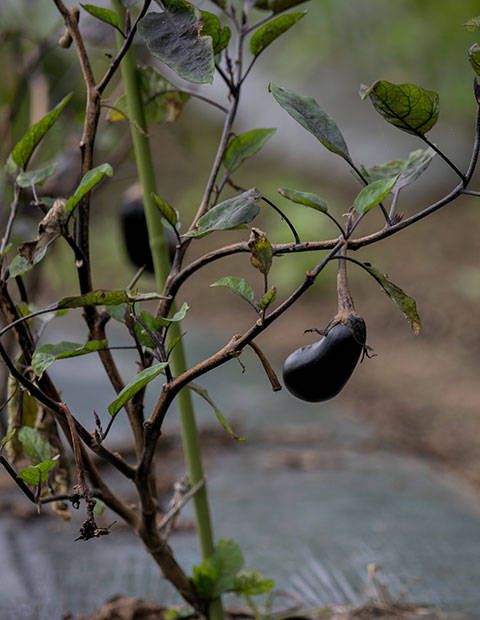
[283,243,368,402]
[282,319,366,402]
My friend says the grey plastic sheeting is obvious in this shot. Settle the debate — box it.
[1,324,479,618]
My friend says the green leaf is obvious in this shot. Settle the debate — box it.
[210,277,255,304]
[360,80,439,136]
[362,147,436,190]
[1,429,17,449]
[18,455,59,485]
[165,608,194,620]
[139,3,215,84]
[468,43,480,77]
[105,303,128,322]
[152,193,178,228]
[278,187,327,212]
[81,4,119,28]
[16,162,57,188]
[234,569,274,595]
[463,16,480,31]
[270,84,349,160]
[31,340,108,377]
[200,10,231,55]
[189,383,245,441]
[8,246,48,279]
[250,12,305,56]
[258,286,276,311]
[248,229,272,275]
[223,129,276,173]
[56,289,168,310]
[108,362,169,416]
[184,189,261,238]
[93,498,105,516]
[166,331,186,357]
[254,0,310,13]
[66,163,113,212]
[354,175,399,215]
[192,539,245,598]
[18,426,51,464]
[364,264,421,335]
[7,93,72,171]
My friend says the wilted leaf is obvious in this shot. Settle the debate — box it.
[184,189,261,238]
[16,163,57,188]
[18,456,59,485]
[234,569,274,595]
[139,3,215,84]
[56,289,167,310]
[354,175,398,215]
[8,247,48,279]
[360,80,439,136]
[66,163,113,212]
[80,4,119,28]
[364,264,421,335]
[464,16,480,31]
[270,84,350,160]
[18,426,51,464]
[7,93,72,172]
[278,187,327,212]
[152,193,178,228]
[210,277,255,304]
[32,340,108,377]
[223,129,276,173]
[250,12,305,56]
[16,198,67,266]
[108,362,169,416]
[258,286,276,311]
[248,228,272,275]
[189,383,245,441]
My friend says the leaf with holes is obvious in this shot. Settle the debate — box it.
[278,187,327,213]
[270,84,349,160]
[354,175,399,215]
[56,289,168,310]
[184,189,261,238]
[364,264,421,335]
[360,80,439,136]
[234,569,274,595]
[210,277,254,304]
[108,363,169,416]
[248,229,272,275]
[7,93,72,172]
[32,340,108,377]
[258,286,276,311]
[66,163,113,212]
[250,12,305,56]
[223,129,276,173]
[139,2,215,84]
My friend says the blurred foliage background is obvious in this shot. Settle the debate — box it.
[1,0,480,485]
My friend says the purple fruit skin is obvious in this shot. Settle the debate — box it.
[282,323,363,402]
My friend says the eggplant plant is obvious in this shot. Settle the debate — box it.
[1,1,480,618]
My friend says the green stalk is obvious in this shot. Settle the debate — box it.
[111,4,223,619]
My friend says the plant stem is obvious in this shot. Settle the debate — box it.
[111,4,222,619]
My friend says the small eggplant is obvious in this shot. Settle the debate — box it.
[282,319,365,402]
[120,185,176,272]
[283,243,368,402]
